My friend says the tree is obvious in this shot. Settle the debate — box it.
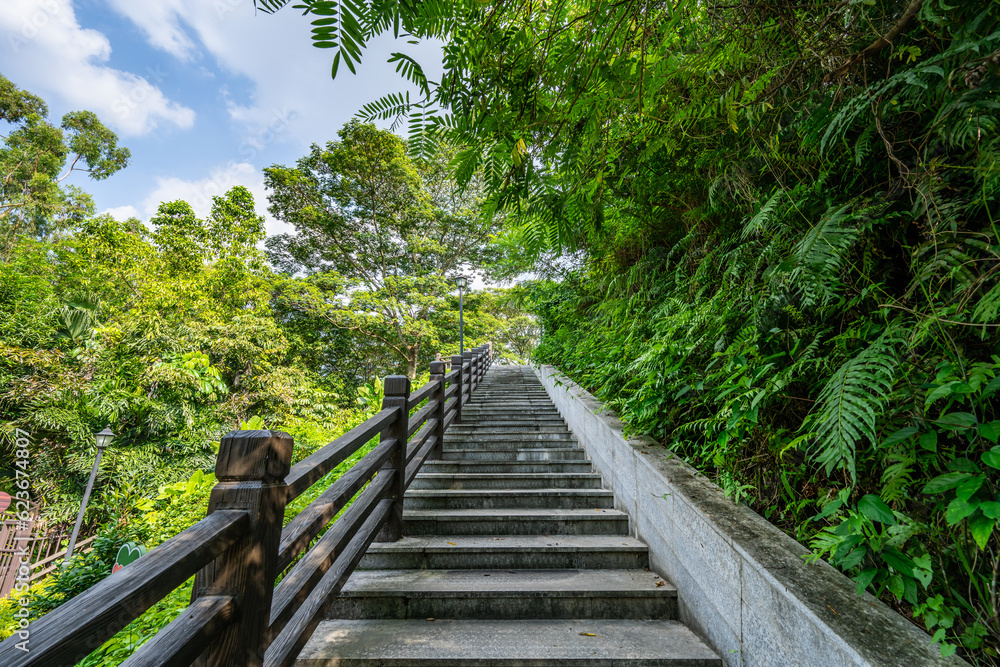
[0,74,130,259]
[265,120,499,378]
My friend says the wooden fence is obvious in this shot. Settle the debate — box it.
[0,521,97,599]
[0,344,493,667]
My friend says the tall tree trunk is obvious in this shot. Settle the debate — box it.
[405,344,419,380]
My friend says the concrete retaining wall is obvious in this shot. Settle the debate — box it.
[534,365,964,667]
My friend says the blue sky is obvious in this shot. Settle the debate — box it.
[0,0,441,237]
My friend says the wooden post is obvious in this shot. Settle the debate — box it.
[429,361,446,460]
[192,429,293,667]
[451,354,465,423]
[463,350,476,395]
[375,376,410,542]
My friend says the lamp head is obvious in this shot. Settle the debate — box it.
[95,426,115,450]
[455,275,468,289]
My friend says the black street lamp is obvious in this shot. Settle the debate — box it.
[455,275,468,353]
[64,426,115,564]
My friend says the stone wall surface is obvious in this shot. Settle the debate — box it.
[534,364,967,667]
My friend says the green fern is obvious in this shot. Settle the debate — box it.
[805,328,901,480]
[791,204,859,307]
[741,190,783,240]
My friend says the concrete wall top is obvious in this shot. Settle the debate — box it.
[534,364,966,667]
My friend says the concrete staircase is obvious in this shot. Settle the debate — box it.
[296,366,721,665]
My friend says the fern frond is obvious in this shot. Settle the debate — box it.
[741,190,783,240]
[805,328,901,481]
[792,204,858,307]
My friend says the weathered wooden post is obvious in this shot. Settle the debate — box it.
[192,429,293,667]
[376,376,410,542]
[429,361,446,460]
[463,350,476,394]
[451,354,465,423]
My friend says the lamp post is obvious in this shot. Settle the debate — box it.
[455,275,468,353]
[64,426,115,564]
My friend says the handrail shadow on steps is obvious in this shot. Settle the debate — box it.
[0,344,494,667]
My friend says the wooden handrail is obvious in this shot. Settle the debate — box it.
[0,345,494,666]
[0,510,248,667]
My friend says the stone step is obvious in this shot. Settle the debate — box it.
[441,448,587,461]
[403,489,615,510]
[442,441,579,452]
[297,619,721,666]
[409,473,604,490]
[466,396,552,402]
[358,535,648,570]
[467,398,552,403]
[404,508,629,535]
[327,569,677,620]
[448,425,572,434]
[421,461,594,474]
[444,432,576,443]
[454,409,565,426]
[462,400,553,408]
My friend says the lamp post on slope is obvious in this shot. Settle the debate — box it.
[455,275,468,354]
[64,426,115,565]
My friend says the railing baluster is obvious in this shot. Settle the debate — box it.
[375,376,411,542]
[463,350,475,395]
[192,429,293,667]
[451,354,466,422]
[429,361,446,460]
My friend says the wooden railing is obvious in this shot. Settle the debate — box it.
[0,344,493,667]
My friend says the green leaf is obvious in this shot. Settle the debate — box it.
[912,554,933,588]
[882,546,915,576]
[982,448,1000,469]
[968,513,995,550]
[955,475,984,501]
[853,568,878,594]
[922,472,970,494]
[935,412,977,431]
[812,497,844,522]
[887,574,905,599]
[980,421,1000,443]
[945,497,978,525]
[881,426,918,447]
[840,545,867,570]
[924,383,956,408]
[980,501,1000,519]
[919,431,938,452]
[858,494,896,524]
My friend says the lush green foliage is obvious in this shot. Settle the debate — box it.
[266,120,507,378]
[0,74,129,260]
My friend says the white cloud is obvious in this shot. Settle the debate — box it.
[0,0,195,136]
[103,0,442,144]
[140,162,292,238]
[102,205,141,220]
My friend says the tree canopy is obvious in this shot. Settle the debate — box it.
[265,120,502,377]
